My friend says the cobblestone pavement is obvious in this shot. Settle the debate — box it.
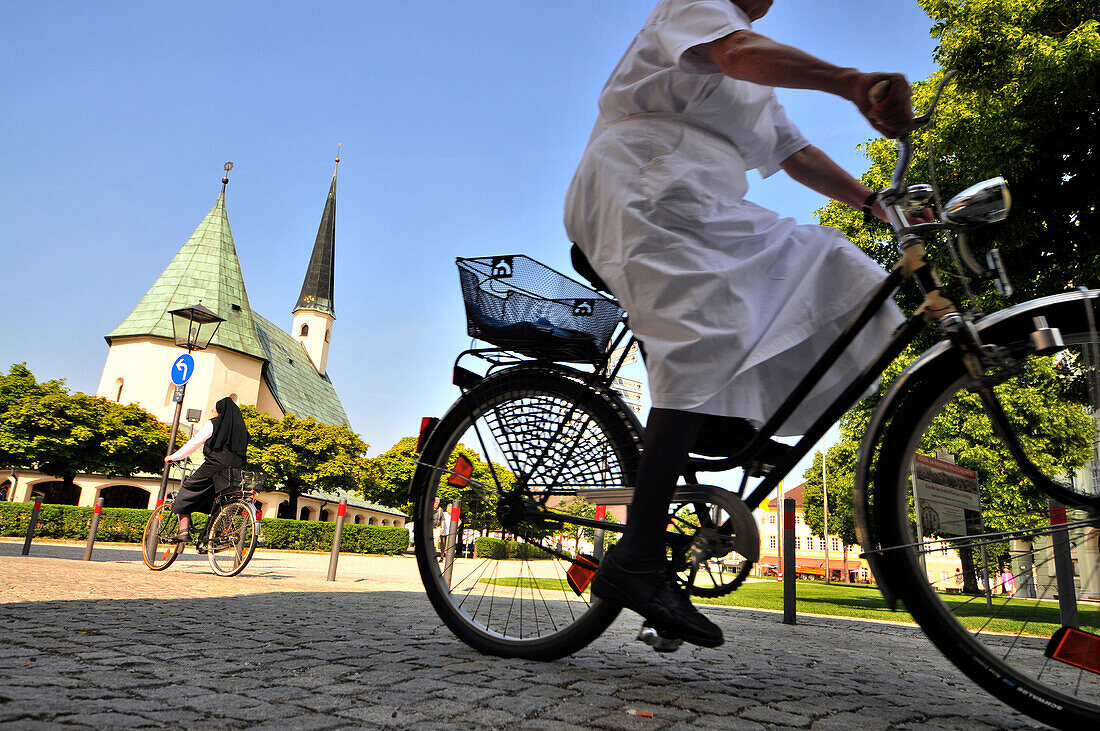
[0,540,1049,729]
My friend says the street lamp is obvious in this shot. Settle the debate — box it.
[169,303,223,350]
[156,303,225,503]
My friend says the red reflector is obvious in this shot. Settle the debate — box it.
[1046,626,1100,675]
[448,454,473,487]
[417,417,438,453]
[566,555,599,596]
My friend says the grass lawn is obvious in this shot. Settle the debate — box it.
[483,575,1069,637]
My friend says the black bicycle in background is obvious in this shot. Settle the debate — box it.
[411,73,1100,728]
[142,460,263,577]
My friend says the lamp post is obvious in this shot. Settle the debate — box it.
[155,303,225,503]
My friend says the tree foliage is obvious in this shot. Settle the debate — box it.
[240,405,371,516]
[0,363,168,485]
[818,0,1099,313]
[362,436,516,534]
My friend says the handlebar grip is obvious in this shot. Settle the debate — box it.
[869,80,890,104]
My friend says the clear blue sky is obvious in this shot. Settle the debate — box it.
[1,1,939,463]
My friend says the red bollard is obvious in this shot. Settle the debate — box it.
[326,499,347,582]
[83,498,105,561]
[21,497,43,555]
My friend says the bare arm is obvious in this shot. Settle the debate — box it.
[781,145,932,223]
[779,145,877,215]
[693,31,913,138]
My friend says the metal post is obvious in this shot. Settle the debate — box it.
[822,451,830,584]
[783,497,796,625]
[443,498,461,587]
[980,543,993,611]
[22,496,42,555]
[83,498,105,561]
[593,504,606,560]
[156,383,186,503]
[327,499,347,581]
[1049,500,1079,628]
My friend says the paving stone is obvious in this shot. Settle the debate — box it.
[0,545,1054,731]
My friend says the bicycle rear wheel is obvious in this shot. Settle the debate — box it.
[142,503,183,570]
[413,367,641,660]
[874,325,1100,727]
[206,499,258,577]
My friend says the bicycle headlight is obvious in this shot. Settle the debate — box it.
[943,177,1011,226]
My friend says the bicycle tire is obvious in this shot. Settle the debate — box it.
[206,499,258,577]
[142,503,183,571]
[412,366,641,660]
[873,325,1100,727]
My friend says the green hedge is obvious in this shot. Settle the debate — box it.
[0,502,407,555]
[474,536,554,560]
[257,517,409,555]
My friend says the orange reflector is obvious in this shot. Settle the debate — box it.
[566,555,599,596]
[449,454,473,487]
[417,417,439,453]
[1046,626,1100,675]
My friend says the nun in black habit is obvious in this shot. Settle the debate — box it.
[165,396,250,540]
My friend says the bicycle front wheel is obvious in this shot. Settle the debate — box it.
[874,325,1100,727]
[142,503,183,570]
[206,499,258,577]
[413,367,641,660]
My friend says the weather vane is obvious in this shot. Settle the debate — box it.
[222,161,233,186]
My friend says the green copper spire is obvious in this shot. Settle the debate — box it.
[106,170,266,360]
[294,159,337,317]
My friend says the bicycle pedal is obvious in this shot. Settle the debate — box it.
[637,623,683,653]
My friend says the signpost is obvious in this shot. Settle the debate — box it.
[912,454,991,607]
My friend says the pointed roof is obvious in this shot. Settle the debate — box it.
[106,185,267,360]
[294,162,337,317]
[253,312,349,426]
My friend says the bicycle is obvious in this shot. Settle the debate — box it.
[142,461,264,577]
[410,73,1100,728]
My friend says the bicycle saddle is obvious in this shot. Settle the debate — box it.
[570,244,612,293]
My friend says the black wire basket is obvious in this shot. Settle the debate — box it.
[457,255,623,362]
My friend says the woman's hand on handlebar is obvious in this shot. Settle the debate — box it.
[852,72,913,139]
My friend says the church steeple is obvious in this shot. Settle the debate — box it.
[295,158,337,317]
[106,165,265,360]
[292,155,338,374]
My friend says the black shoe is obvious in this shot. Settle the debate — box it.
[592,549,723,648]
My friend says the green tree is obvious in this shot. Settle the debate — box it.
[802,348,1092,590]
[363,436,419,513]
[818,0,1099,313]
[241,406,371,517]
[363,437,517,535]
[0,363,168,488]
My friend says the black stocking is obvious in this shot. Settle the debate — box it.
[613,408,704,570]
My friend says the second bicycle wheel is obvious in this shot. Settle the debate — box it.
[206,499,258,577]
[873,320,1100,727]
[142,503,183,570]
[413,366,642,660]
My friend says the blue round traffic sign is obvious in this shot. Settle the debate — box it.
[171,354,195,386]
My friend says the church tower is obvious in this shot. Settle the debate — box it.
[96,169,267,423]
[292,157,338,375]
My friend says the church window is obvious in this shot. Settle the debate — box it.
[114,378,124,402]
[324,329,330,342]
[300,324,309,336]
[231,303,241,312]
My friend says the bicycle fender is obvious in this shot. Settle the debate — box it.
[853,288,1100,609]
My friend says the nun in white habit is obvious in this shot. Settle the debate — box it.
[564,0,926,647]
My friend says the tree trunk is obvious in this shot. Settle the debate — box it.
[959,547,982,594]
[842,543,850,583]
